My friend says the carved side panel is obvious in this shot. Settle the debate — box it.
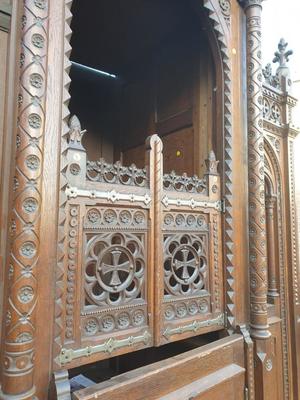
[0,0,49,397]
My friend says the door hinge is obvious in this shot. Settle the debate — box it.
[221,198,226,213]
[244,387,249,400]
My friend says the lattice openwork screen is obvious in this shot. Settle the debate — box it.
[56,117,224,369]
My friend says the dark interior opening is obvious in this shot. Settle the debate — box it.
[70,0,216,176]
[68,1,220,392]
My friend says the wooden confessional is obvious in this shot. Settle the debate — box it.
[54,1,230,396]
[0,1,300,400]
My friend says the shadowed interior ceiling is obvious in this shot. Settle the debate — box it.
[70,0,202,79]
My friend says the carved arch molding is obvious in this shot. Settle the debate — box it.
[52,0,235,371]
[264,138,290,398]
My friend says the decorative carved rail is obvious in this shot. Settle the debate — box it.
[87,159,149,187]
[163,171,207,193]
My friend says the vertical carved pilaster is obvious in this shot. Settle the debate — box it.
[265,195,279,297]
[243,0,270,340]
[0,1,48,398]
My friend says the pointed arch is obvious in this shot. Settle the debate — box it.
[264,137,290,398]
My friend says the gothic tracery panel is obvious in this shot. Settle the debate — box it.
[163,232,208,297]
[84,230,146,307]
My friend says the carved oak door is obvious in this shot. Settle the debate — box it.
[57,122,154,369]
[56,127,224,371]
[150,135,224,345]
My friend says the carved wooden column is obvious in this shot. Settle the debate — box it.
[242,1,277,398]
[243,0,270,340]
[0,1,49,398]
[265,195,279,298]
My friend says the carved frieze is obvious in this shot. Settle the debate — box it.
[84,207,147,230]
[163,296,211,322]
[82,306,147,337]
[163,212,208,231]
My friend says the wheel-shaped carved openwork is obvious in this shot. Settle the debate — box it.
[85,232,145,306]
[164,234,208,296]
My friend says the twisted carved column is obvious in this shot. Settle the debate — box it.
[0,0,48,398]
[243,0,270,339]
[265,195,279,297]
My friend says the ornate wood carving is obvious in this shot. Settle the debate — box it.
[264,140,290,398]
[243,0,270,340]
[219,0,231,27]
[87,159,149,187]
[54,0,73,370]
[0,1,49,397]
[163,171,206,194]
[158,144,223,344]
[203,0,236,333]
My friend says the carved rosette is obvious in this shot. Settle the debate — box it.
[0,1,48,397]
[243,0,270,339]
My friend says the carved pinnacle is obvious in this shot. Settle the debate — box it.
[273,38,293,68]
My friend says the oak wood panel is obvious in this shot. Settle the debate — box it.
[73,335,245,400]
[160,365,244,400]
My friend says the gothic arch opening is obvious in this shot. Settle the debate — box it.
[69,0,217,177]
[63,0,226,392]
